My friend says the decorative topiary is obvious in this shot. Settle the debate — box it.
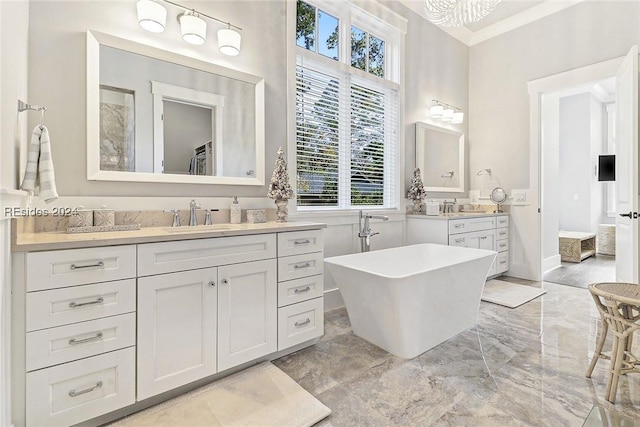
[408,168,427,213]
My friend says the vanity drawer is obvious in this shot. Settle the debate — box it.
[496,251,509,274]
[26,279,136,332]
[497,228,509,240]
[26,245,136,291]
[278,275,323,307]
[449,235,469,247]
[26,312,136,372]
[449,217,496,235]
[138,234,276,276]
[277,230,324,257]
[277,252,323,282]
[26,347,135,427]
[278,297,324,350]
[496,215,509,228]
[497,239,509,252]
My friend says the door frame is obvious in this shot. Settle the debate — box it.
[528,56,624,281]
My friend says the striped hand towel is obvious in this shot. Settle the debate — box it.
[21,125,59,203]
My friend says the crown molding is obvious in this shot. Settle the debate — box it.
[469,0,587,46]
[401,0,586,47]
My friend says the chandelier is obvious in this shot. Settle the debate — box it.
[424,0,502,27]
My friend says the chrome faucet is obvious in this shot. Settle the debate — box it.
[204,209,219,225]
[164,209,181,227]
[189,199,201,226]
[358,210,389,252]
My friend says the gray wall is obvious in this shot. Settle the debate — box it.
[469,1,640,194]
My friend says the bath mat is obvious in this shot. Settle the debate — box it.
[482,279,547,308]
[109,362,331,427]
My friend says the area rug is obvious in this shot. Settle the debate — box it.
[110,362,331,427]
[481,279,547,308]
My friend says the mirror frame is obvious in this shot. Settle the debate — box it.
[415,121,465,193]
[86,30,265,185]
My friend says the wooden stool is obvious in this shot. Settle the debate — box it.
[587,283,640,403]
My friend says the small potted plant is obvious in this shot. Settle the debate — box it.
[267,147,294,222]
[408,168,427,213]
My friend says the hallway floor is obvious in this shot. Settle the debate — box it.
[274,278,640,426]
[543,254,616,289]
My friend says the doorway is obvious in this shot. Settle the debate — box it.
[540,79,617,288]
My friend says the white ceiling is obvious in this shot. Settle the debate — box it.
[400,0,586,46]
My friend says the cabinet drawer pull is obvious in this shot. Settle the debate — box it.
[68,381,103,398]
[294,286,311,294]
[69,297,104,308]
[222,279,228,285]
[294,262,311,270]
[480,236,487,240]
[500,260,507,265]
[294,318,311,327]
[454,224,464,228]
[455,238,464,244]
[70,261,104,270]
[209,281,216,287]
[294,239,311,245]
[69,332,103,346]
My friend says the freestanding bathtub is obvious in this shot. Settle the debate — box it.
[324,243,497,359]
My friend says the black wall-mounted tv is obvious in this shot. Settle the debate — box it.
[598,155,615,182]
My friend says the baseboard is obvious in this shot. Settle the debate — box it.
[323,288,344,311]
[543,254,561,274]
[506,261,540,281]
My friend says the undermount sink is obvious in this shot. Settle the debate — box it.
[162,225,231,233]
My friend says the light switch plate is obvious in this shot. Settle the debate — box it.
[512,189,528,205]
[469,190,480,203]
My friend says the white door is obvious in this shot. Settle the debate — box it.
[137,267,218,400]
[218,259,277,372]
[615,46,639,283]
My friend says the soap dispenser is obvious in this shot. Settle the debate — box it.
[230,196,241,224]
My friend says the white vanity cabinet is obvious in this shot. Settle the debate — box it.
[14,245,137,427]
[136,235,278,399]
[407,214,509,277]
[136,267,218,400]
[276,230,325,350]
[12,224,325,427]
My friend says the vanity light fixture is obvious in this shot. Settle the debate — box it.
[135,0,242,55]
[430,99,463,124]
[218,24,242,56]
[180,11,207,45]
[136,0,167,33]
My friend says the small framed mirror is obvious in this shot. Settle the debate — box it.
[415,122,464,192]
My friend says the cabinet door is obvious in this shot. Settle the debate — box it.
[218,259,277,372]
[137,267,217,400]
[479,230,496,251]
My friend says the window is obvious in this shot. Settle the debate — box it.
[294,0,401,210]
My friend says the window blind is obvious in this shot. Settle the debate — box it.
[296,58,398,209]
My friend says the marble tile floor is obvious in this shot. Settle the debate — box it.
[273,278,640,426]
[543,255,616,289]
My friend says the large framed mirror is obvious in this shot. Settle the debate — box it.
[87,30,265,185]
[415,122,465,193]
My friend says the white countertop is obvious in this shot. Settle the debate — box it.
[406,212,508,221]
[12,221,327,252]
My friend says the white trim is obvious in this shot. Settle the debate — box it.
[399,0,586,47]
[86,30,266,186]
[529,56,624,281]
[543,254,562,274]
[150,81,225,175]
[469,0,587,46]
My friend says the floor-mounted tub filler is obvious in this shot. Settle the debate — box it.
[324,243,497,359]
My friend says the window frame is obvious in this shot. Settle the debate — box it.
[289,0,405,213]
